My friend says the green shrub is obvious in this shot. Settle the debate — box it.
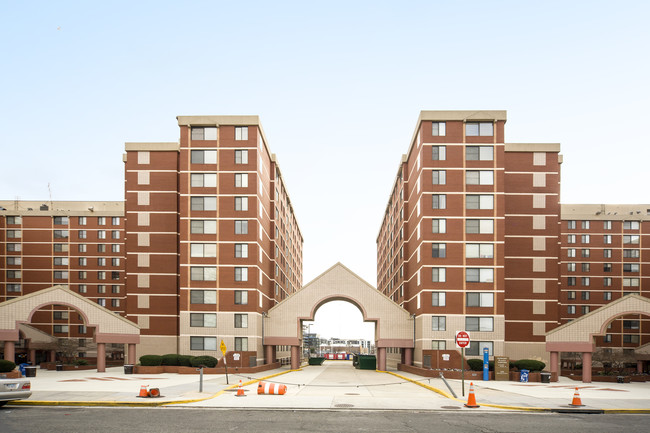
[73,359,88,366]
[178,355,194,367]
[0,359,16,373]
[513,359,546,372]
[190,355,218,368]
[161,354,179,366]
[466,359,483,371]
[139,355,163,366]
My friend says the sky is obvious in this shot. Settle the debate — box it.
[2,1,649,340]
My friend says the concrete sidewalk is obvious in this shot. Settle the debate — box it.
[7,361,650,413]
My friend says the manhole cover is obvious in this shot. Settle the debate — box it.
[344,393,360,395]
[334,404,355,408]
[441,406,461,410]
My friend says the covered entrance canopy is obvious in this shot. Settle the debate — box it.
[0,285,140,372]
[263,263,414,370]
[546,294,650,382]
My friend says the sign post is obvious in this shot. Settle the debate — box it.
[455,331,470,396]
[220,340,229,384]
[483,347,490,381]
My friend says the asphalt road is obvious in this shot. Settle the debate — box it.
[1,407,649,432]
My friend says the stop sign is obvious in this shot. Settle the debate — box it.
[456,331,470,348]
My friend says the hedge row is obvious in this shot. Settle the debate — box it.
[139,354,219,368]
[466,359,545,372]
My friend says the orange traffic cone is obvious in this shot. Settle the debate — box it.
[138,384,149,398]
[464,382,480,408]
[236,380,245,397]
[569,387,584,407]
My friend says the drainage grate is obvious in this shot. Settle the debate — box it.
[441,406,461,410]
[334,404,355,408]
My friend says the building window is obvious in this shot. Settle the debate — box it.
[53,243,67,252]
[191,150,217,164]
[466,268,493,283]
[431,170,446,185]
[431,292,446,307]
[191,220,217,234]
[581,263,590,272]
[235,337,248,351]
[603,235,612,244]
[234,267,248,282]
[97,298,106,307]
[235,197,249,211]
[581,249,590,258]
[98,230,106,239]
[190,290,217,304]
[191,126,217,140]
[432,340,446,350]
[432,194,446,209]
[190,336,217,351]
[466,243,494,258]
[567,220,576,229]
[234,290,248,305]
[6,257,21,265]
[432,146,446,160]
[6,230,21,238]
[432,316,446,331]
[235,173,249,188]
[432,243,446,258]
[466,146,493,161]
[190,243,217,258]
[567,277,576,286]
[623,335,640,344]
[581,277,590,286]
[466,341,493,356]
[581,291,590,300]
[623,221,640,230]
[191,197,217,211]
[603,220,612,230]
[466,195,493,210]
[465,122,493,136]
[466,317,494,332]
[234,314,248,328]
[53,325,69,334]
[111,299,120,308]
[53,257,69,266]
[466,171,494,185]
[54,271,68,279]
[623,278,640,287]
[235,243,249,258]
[623,263,640,272]
[53,230,69,239]
[431,268,446,282]
[432,122,446,136]
[112,285,120,293]
[567,263,576,272]
[191,173,217,188]
[78,271,87,280]
[53,216,69,225]
[581,235,590,244]
[235,149,248,164]
[623,320,640,329]
[190,267,217,281]
[97,285,106,294]
[567,305,576,314]
[623,235,640,244]
[98,217,106,225]
[7,284,21,292]
[581,221,590,229]
[466,293,494,307]
[6,216,22,225]
[235,127,248,141]
[112,217,120,225]
[603,291,612,301]
[190,313,217,327]
[623,249,640,258]
[581,306,589,314]
[567,291,576,299]
[432,219,446,234]
[603,263,612,272]
[466,219,494,234]
[566,235,576,244]
[603,277,612,287]
[112,244,120,253]
[235,220,248,234]
[603,249,612,258]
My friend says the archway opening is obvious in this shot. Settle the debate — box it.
[302,300,375,359]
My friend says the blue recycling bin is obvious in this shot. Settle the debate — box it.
[520,369,529,383]
[18,363,29,376]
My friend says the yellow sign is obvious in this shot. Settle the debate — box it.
[220,340,227,355]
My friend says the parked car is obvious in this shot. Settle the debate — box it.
[0,378,32,407]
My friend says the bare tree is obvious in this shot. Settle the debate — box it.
[56,338,79,364]
[592,348,636,375]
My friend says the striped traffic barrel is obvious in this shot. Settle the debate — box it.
[257,381,287,395]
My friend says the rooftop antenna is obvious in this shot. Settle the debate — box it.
[48,183,53,209]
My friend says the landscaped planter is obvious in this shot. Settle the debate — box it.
[0,370,22,379]
[133,362,281,375]
[592,375,631,383]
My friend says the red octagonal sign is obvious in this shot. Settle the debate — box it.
[456,331,470,348]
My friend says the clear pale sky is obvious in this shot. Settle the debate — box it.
[2,1,649,340]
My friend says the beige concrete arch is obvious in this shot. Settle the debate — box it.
[0,285,140,372]
[263,263,414,370]
[546,294,650,382]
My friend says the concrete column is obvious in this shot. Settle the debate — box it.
[29,349,36,365]
[582,351,592,383]
[128,344,136,365]
[403,348,413,366]
[637,360,644,374]
[49,350,57,363]
[97,343,106,373]
[377,347,386,371]
[550,351,559,374]
[290,345,300,370]
[265,345,276,364]
[3,341,15,362]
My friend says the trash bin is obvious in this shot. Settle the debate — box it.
[617,376,625,383]
[24,366,37,378]
[540,372,551,383]
[519,369,529,383]
[18,363,29,376]
[124,364,134,374]
[56,364,63,371]
[356,355,376,370]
